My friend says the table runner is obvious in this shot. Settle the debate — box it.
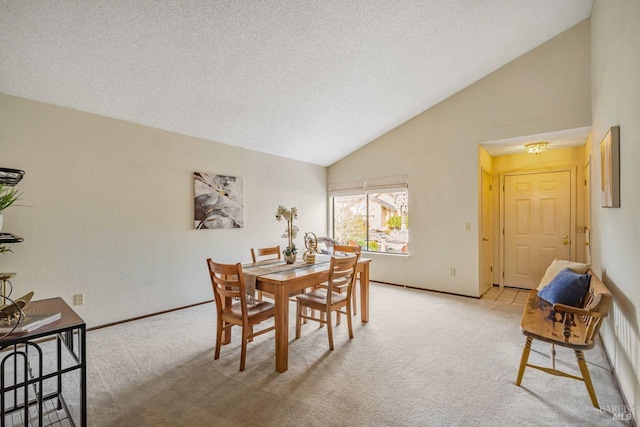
[242,258,330,305]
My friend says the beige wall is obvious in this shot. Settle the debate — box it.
[489,146,588,284]
[0,94,327,327]
[329,21,591,297]
[590,0,639,419]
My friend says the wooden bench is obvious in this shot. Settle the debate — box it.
[515,269,612,408]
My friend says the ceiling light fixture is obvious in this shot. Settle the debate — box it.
[525,142,548,154]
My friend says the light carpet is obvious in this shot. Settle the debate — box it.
[84,283,631,426]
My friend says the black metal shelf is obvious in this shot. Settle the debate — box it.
[0,168,25,186]
[1,167,24,247]
[0,233,23,244]
[0,298,87,426]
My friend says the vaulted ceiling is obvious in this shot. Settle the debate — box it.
[0,1,592,166]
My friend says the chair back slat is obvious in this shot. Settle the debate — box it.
[327,254,359,305]
[330,245,361,291]
[251,246,281,263]
[214,282,242,299]
[333,244,362,256]
[583,271,611,343]
[585,272,612,314]
[207,259,248,316]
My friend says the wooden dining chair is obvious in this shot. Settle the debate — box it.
[250,246,280,300]
[206,259,276,371]
[250,246,281,263]
[295,254,360,350]
[332,244,361,318]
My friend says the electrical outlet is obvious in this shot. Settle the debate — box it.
[450,267,456,276]
[465,223,471,231]
[73,294,84,306]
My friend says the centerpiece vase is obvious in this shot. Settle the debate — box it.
[276,206,298,264]
[284,250,296,264]
[283,220,296,264]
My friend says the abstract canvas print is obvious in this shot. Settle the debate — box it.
[194,173,244,229]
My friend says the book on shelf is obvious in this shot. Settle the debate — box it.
[0,312,62,334]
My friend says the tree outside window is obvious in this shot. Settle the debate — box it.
[333,191,408,254]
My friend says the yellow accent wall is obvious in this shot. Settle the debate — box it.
[489,146,587,285]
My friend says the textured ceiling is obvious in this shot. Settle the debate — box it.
[0,1,592,166]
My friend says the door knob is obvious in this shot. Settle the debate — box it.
[585,241,590,246]
[483,237,489,241]
[562,234,568,239]
[563,240,570,246]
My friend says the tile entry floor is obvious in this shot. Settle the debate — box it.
[481,285,531,307]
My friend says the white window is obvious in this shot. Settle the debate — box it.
[330,175,408,254]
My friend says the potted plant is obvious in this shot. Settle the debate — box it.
[0,184,21,233]
[275,206,299,264]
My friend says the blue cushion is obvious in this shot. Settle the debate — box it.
[537,268,591,307]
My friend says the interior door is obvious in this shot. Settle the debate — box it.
[504,171,571,289]
[480,170,493,294]
[585,159,591,264]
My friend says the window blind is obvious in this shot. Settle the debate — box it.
[329,174,408,197]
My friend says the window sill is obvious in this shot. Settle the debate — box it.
[361,251,409,257]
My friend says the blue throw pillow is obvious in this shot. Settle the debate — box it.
[538,268,591,307]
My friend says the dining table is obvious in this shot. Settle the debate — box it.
[221,255,371,373]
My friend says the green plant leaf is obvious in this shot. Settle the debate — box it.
[0,184,22,212]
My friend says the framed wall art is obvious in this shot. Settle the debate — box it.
[600,126,620,208]
[194,173,244,229]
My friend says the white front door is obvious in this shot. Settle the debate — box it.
[504,171,571,289]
